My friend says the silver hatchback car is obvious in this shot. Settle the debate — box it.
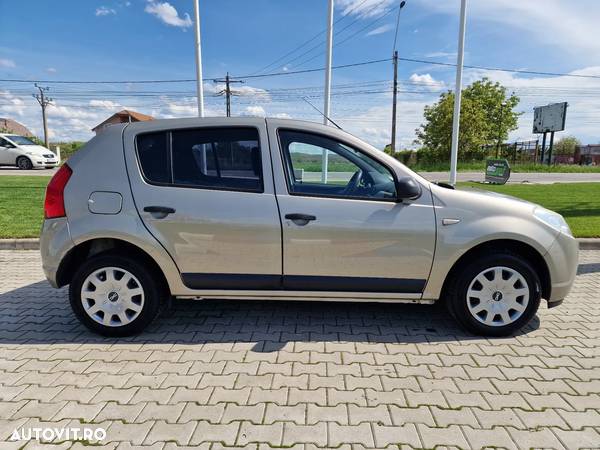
[40,118,578,337]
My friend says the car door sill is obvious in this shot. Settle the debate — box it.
[175,290,427,303]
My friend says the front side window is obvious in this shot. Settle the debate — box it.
[278,130,396,200]
[136,127,262,192]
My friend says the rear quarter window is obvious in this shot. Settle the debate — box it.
[136,132,170,183]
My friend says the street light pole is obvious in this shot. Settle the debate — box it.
[390,1,406,155]
[322,0,334,183]
[449,0,468,186]
[193,0,205,117]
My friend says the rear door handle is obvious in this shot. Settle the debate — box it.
[285,213,316,222]
[144,206,176,216]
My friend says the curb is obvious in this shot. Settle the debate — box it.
[577,238,600,250]
[0,239,41,250]
[2,238,600,251]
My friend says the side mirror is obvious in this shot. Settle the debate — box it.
[395,176,422,201]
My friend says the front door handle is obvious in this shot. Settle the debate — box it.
[144,206,176,217]
[285,213,316,223]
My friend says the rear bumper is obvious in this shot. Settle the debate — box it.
[545,232,579,303]
[40,217,74,288]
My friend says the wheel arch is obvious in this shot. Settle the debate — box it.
[56,237,170,295]
[440,239,551,302]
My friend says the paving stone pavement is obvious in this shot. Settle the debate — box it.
[0,250,598,449]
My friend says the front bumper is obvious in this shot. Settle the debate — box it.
[545,231,579,303]
[33,158,59,168]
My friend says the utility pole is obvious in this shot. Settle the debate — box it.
[33,84,52,148]
[540,132,547,164]
[547,131,555,166]
[193,0,205,117]
[449,0,468,186]
[321,0,334,183]
[390,51,399,154]
[496,102,505,158]
[214,73,243,117]
[390,1,406,154]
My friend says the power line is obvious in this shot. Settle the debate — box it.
[397,57,600,80]
[249,0,373,76]
[3,58,600,85]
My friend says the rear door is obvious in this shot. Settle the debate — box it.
[267,120,436,297]
[123,118,282,290]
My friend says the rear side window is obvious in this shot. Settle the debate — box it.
[172,128,262,192]
[136,132,170,183]
[135,127,262,192]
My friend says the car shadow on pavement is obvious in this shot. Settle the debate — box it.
[0,280,540,351]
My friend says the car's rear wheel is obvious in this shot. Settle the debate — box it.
[17,156,33,170]
[445,252,541,336]
[69,254,162,336]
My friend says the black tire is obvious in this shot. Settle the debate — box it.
[69,254,163,337]
[16,156,33,170]
[445,252,541,337]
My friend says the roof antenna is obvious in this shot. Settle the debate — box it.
[302,97,343,130]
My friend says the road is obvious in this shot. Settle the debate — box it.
[0,249,598,448]
[2,167,598,184]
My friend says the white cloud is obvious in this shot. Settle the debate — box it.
[89,99,122,110]
[424,51,457,59]
[336,0,396,19]
[408,73,445,91]
[0,58,16,69]
[46,67,57,74]
[273,113,291,119]
[145,1,192,28]
[243,106,266,117]
[0,91,26,116]
[95,6,116,16]
[366,23,393,37]
[420,0,600,60]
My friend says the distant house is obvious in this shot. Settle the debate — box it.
[92,110,154,135]
[0,118,34,137]
[576,145,600,166]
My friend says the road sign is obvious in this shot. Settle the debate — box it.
[485,159,511,184]
[533,102,567,134]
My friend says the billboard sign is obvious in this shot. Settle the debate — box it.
[533,102,567,133]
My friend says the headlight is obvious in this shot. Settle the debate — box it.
[534,207,572,236]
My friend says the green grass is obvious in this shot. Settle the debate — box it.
[0,176,598,239]
[459,182,600,238]
[0,176,50,238]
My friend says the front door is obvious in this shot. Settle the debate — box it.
[124,120,282,290]
[272,127,436,295]
[0,137,18,164]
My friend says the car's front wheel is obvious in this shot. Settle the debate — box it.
[16,156,33,170]
[69,254,163,336]
[446,252,541,336]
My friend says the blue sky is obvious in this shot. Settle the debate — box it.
[1,0,599,146]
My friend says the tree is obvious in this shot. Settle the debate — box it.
[415,78,520,161]
[553,136,580,155]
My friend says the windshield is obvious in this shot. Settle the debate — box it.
[6,135,37,146]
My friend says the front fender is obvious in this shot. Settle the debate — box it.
[423,204,559,301]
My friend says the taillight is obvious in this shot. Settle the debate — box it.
[44,164,72,219]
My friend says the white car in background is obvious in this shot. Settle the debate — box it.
[0,133,59,169]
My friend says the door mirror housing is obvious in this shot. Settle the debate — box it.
[395,176,422,201]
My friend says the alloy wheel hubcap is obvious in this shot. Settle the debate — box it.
[80,267,145,327]
[466,266,529,327]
